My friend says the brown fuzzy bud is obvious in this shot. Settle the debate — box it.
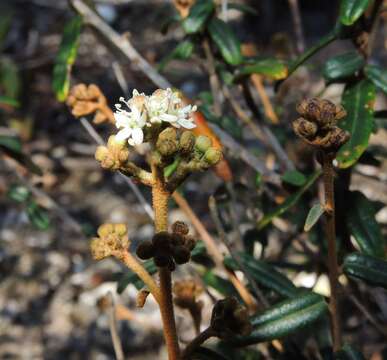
[170,233,185,246]
[183,235,196,251]
[158,127,177,141]
[195,135,212,153]
[292,118,318,140]
[203,148,222,165]
[172,221,189,235]
[152,231,172,250]
[319,127,350,151]
[95,136,129,170]
[136,241,155,260]
[136,289,150,308]
[173,245,191,264]
[179,131,196,154]
[156,139,178,157]
[154,254,172,268]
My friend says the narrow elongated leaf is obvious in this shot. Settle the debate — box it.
[365,64,387,93]
[7,184,30,203]
[340,0,371,26]
[304,203,324,232]
[281,170,307,186]
[323,51,365,81]
[343,253,387,289]
[336,79,376,168]
[52,16,82,102]
[26,201,50,230]
[158,40,194,71]
[237,59,288,80]
[202,270,238,297]
[0,95,19,107]
[182,0,215,34]
[346,191,384,257]
[335,344,366,360]
[235,292,328,345]
[208,17,242,66]
[0,57,20,100]
[225,253,298,298]
[257,170,321,230]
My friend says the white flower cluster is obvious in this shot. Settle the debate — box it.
[114,88,197,146]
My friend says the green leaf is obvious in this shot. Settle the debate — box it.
[335,344,366,360]
[323,51,365,82]
[304,203,325,232]
[117,259,157,293]
[26,200,50,231]
[158,40,194,71]
[257,170,321,230]
[227,3,258,15]
[336,79,376,168]
[0,6,13,46]
[0,95,19,107]
[182,0,215,34]
[281,170,307,187]
[225,253,298,298]
[0,135,42,175]
[7,184,30,203]
[343,253,387,289]
[346,191,385,257]
[0,57,20,100]
[339,0,371,26]
[235,292,328,345]
[202,270,238,297]
[365,64,387,93]
[208,17,242,66]
[52,16,82,102]
[237,58,288,80]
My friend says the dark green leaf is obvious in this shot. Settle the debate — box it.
[0,7,13,46]
[158,40,194,71]
[346,191,384,257]
[191,347,231,360]
[343,253,387,289]
[323,51,365,82]
[235,292,328,345]
[182,0,215,34]
[208,17,242,66]
[0,135,21,152]
[0,95,19,107]
[304,203,324,232]
[281,170,307,186]
[0,57,20,100]
[257,170,321,230]
[26,200,50,231]
[202,270,238,297]
[7,184,30,203]
[365,64,387,93]
[227,3,258,15]
[52,16,82,102]
[337,79,376,168]
[335,344,366,360]
[339,0,371,26]
[237,58,288,80]
[225,253,298,298]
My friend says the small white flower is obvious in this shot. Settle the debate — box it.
[114,91,147,146]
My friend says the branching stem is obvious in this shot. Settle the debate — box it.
[182,327,215,359]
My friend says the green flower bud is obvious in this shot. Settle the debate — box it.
[179,131,195,154]
[203,148,222,165]
[195,135,212,153]
[158,127,177,142]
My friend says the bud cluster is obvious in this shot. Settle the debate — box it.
[90,223,129,260]
[293,98,350,153]
[67,84,113,124]
[136,221,196,271]
[95,135,129,170]
[210,297,252,338]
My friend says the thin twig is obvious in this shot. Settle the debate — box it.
[287,0,305,54]
[182,327,215,359]
[107,291,125,360]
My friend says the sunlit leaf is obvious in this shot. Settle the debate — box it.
[237,58,288,80]
[281,170,307,187]
[7,184,30,203]
[182,0,215,34]
[365,64,387,94]
[323,51,365,82]
[339,0,371,26]
[304,203,324,232]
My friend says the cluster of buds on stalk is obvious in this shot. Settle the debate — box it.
[136,221,196,271]
[210,297,252,339]
[293,98,350,154]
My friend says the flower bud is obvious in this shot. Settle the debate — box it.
[171,221,189,235]
[154,254,171,268]
[183,235,196,251]
[203,148,222,165]
[152,231,172,249]
[158,127,177,142]
[156,139,178,157]
[195,135,212,153]
[136,241,155,260]
[173,245,191,264]
[292,118,318,140]
[179,131,195,154]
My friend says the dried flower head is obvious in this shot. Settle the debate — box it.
[90,223,129,260]
[293,98,350,153]
[211,297,252,338]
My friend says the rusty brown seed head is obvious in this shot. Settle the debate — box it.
[90,223,129,260]
[293,98,350,153]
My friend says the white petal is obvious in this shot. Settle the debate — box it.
[131,127,144,145]
[159,113,178,123]
[114,112,130,127]
[116,127,132,141]
[178,118,196,129]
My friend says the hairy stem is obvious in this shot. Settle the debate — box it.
[182,327,215,359]
[152,163,180,360]
[322,154,342,351]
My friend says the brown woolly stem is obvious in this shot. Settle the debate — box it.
[182,327,215,359]
[152,163,180,360]
[115,250,161,303]
[322,153,342,351]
